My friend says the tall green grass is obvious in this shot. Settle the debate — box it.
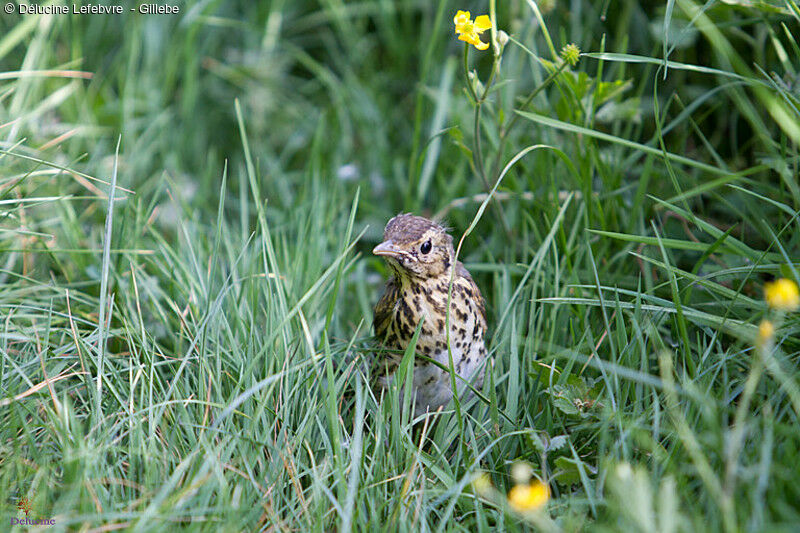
[1,1,799,531]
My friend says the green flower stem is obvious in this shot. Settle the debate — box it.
[490,59,570,187]
[724,343,766,500]
[462,43,478,104]
[465,42,512,234]
[502,59,569,137]
[473,46,502,188]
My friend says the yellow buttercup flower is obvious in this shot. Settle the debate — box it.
[454,10,492,51]
[764,278,800,311]
[758,319,775,348]
[507,480,550,513]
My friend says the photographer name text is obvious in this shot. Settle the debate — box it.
[9,3,180,15]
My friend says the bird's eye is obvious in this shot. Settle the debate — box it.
[420,240,432,254]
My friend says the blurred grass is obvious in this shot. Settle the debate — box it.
[1,0,799,531]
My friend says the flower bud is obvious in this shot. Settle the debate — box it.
[560,43,581,66]
[497,30,509,48]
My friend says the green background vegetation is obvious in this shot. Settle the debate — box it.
[1,0,799,530]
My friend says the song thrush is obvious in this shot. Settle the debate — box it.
[372,214,488,416]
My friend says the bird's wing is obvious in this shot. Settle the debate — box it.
[456,261,488,330]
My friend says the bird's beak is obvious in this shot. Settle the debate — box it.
[373,240,402,258]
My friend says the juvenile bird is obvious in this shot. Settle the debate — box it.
[372,214,488,416]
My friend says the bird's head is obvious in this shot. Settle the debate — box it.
[373,214,454,281]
